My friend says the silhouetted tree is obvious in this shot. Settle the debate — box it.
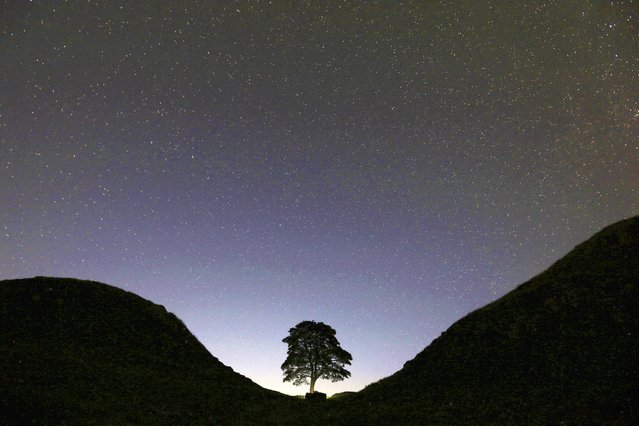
[281,320,352,394]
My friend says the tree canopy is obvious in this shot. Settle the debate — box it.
[281,320,352,394]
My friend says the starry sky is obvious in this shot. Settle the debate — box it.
[1,1,637,395]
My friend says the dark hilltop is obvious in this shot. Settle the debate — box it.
[1,215,638,424]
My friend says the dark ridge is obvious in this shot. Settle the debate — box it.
[2,216,638,424]
[0,276,299,424]
[326,215,639,424]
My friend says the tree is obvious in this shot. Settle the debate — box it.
[281,320,352,394]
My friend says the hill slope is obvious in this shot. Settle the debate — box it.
[2,216,638,424]
[0,277,298,424]
[329,216,639,424]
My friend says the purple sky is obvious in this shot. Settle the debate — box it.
[1,1,637,395]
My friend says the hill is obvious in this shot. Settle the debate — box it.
[326,215,639,424]
[2,216,638,424]
[0,277,300,424]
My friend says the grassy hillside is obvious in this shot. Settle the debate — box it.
[327,215,639,424]
[0,277,302,425]
[1,216,637,424]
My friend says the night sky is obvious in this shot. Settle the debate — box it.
[1,1,637,395]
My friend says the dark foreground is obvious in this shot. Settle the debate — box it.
[1,216,638,424]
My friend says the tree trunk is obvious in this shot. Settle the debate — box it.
[309,375,317,393]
